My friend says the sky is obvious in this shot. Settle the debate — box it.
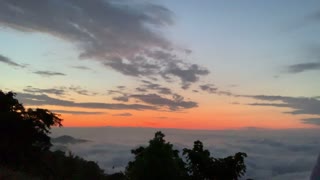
[0,0,320,129]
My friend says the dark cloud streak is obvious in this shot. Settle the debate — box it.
[130,93,198,111]
[247,95,320,115]
[199,84,217,93]
[71,66,92,71]
[17,93,156,111]
[0,54,25,68]
[53,110,105,115]
[23,86,65,96]
[287,62,320,73]
[69,86,98,96]
[112,113,132,117]
[301,118,320,126]
[33,71,66,77]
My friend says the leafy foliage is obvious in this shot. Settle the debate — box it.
[183,140,247,180]
[39,150,108,179]
[125,131,188,180]
[183,140,216,180]
[127,132,248,180]
[0,91,62,168]
[0,91,122,179]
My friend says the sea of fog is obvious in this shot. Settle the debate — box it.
[51,127,320,180]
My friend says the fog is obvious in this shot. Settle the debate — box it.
[51,127,320,180]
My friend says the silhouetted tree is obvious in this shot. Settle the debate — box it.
[0,90,125,179]
[40,150,108,179]
[183,140,216,180]
[183,140,247,180]
[125,131,188,180]
[0,91,62,168]
[213,152,247,180]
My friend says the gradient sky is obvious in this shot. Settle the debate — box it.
[0,0,320,129]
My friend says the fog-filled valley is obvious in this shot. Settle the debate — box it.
[52,127,320,180]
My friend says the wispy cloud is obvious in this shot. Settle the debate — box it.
[199,84,217,93]
[107,81,198,111]
[0,0,208,87]
[286,9,320,31]
[33,71,66,77]
[136,80,172,94]
[52,110,105,115]
[155,116,168,119]
[0,54,25,68]
[23,86,65,96]
[112,96,129,102]
[112,113,132,117]
[112,93,198,111]
[23,85,98,97]
[301,118,320,126]
[71,66,92,71]
[130,93,198,111]
[69,86,98,96]
[247,95,320,115]
[17,93,156,111]
[287,62,320,74]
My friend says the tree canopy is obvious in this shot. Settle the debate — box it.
[0,91,112,179]
[183,140,247,180]
[125,131,188,180]
[126,132,247,180]
[0,91,62,167]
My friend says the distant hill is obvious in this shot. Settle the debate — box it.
[51,135,89,144]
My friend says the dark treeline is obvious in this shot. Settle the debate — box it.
[0,91,249,180]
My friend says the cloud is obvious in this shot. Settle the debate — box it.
[0,54,25,68]
[217,90,235,96]
[287,9,320,31]
[17,92,156,110]
[69,86,98,96]
[301,118,320,126]
[107,81,197,111]
[136,87,148,93]
[199,84,217,93]
[247,95,320,115]
[23,86,98,96]
[155,116,168,119]
[107,90,124,95]
[71,66,92,71]
[286,62,320,73]
[33,71,66,77]
[52,110,105,115]
[138,80,172,94]
[164,64,209,89]
[112,96,129,102]
[198,84,236,97]
[112,93,198,111]
[112,113,132,117]
[117,86,126,90]
[303,9,320,26]
[23,85,97,97]
[0,0,208,86]
[130,93,198,111]
[23,86,65,96]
